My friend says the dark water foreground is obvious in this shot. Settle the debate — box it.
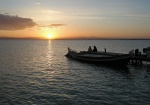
[0,39,150,105]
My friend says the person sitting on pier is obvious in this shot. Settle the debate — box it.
[129,49,134,57]
[147,51,150,58]
[93,46,97,52]
[135,49,139,56]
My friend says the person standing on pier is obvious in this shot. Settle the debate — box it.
[104,48,106,53]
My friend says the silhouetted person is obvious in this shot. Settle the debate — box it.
[88,46,92,52]
[135,49,139,56]
[104,48,106,53]
[147,51,150,58]
[129,49,134,57]
[93,46,97,52]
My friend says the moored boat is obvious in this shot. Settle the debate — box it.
[66,48,130,66]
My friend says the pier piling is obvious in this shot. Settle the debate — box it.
[129,56,150,66]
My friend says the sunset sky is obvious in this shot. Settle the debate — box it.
[0,0,150,39]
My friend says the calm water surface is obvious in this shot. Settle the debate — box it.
[0,39,150,105]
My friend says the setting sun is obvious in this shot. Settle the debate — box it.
[47,33,53,39]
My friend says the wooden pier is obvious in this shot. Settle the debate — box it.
[129,56,150,66]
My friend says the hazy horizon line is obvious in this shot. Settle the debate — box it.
[0,36,150,40]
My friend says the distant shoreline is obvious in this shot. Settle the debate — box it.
[0,37,150,40]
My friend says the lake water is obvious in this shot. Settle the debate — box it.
[0,39,150,105]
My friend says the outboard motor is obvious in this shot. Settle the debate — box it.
[143,48,148,53]
[143,47,150,53]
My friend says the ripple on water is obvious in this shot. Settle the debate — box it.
[0,40,150,105]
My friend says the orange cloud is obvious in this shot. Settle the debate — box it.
[0,14,36,30]
[38,24,66,28]
[49,24,66,27]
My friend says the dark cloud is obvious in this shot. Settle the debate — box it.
[0,14,66,30]
[0,14,36,30]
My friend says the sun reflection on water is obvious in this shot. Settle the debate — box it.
[47,40,53,68]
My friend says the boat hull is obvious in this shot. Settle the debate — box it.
[66,50,130,66]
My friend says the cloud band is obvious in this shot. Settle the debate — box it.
[0,14,36,30]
